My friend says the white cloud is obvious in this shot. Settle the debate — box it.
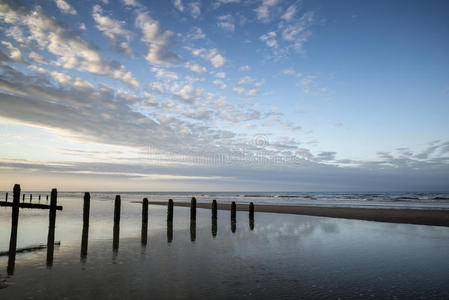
[135,10,179,66]
[213,79,227,89]
[122,0,141,8]
[1,41,25,63]
[254,0,280,22]
[260,31,278,48]
[215,72,226,78]
[213,0,241,9]
[189,47,226,68]
[185,62,207,74]
[187,26,206,40]
[189,1,201,19]
[173,0,184,12]
[218,22,235,32]
[281,3,298,21]
[92,5,131,41]
[239,65,251,71]
[28,51,48,64]
[54,0,77,15]
[280,11,315,50]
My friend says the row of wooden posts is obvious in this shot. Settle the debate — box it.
[4,192,49,203]
[2,185,255,274]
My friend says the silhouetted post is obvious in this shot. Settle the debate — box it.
[190,197,197,222]
[231,201,236,233]
[167,199,173,243]
[22,194,25,202]
[7,184,20,275]
[167,199,174,223]
[83,193,90,228]
[46,188,57,268]
[141,198,148,246]
[30,194,32,202]
[5,192,8,202]
[212,199,217,219]
[46,195,48,201]
[249,202,254,231]
[113,195,121,251]
[81,192,90,261]
[39,194,41,201]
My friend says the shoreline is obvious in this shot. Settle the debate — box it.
[148,201,449,227]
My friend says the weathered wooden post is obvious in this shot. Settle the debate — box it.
[5,192,8,202]
[39,194,41,201]
[22,194,25,202]
[141,198,148,246]
[30,194,32,202]
[7,184,20,275]
[190,197,197,222]
[46,195,48,201]
[212,199,217,219]
[81,192,90,261]
[46,188,57,267]
[249,202,254,231]
[231,201,236,233]
[167,199,174,223]
[113,195,121,251]
[167,199,173,243]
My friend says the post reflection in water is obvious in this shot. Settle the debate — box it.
[80,227,89,263]
[190,220,196,242]
[113,223,120,253]
[231,201,236,233]
[167,221,173,243]
[212,217,217,238]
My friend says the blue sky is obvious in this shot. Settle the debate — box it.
[0,0,448,191]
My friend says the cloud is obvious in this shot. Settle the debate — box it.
[255,0,280,22]
[187,26,205,40]
[185,62,207,74]
[0,41,25,63]
[28,51,47,64]
[213,0,241,9]
[92,5,134,55]
[239,65,251,71]
[0,2,138,87]
[281,3,298,21]
[189,47,226,68]
[215,72,225,78]
[173,0,184,12]
[217,15,235,32]
[135,10,180,66]
[231,76,264,98]
[260,31,278,48]
[188,1,201,19]
[280,11,315,51]
[213,79,227,89]
[54,0,77,15]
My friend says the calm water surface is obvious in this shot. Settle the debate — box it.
[1,195,449,299]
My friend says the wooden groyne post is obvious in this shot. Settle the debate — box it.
[141,198,148,246]
[22,194,25,202]
[46,188,57,267]
[249,202,254,231]
[167,199,173,243]
[30,194,32,202]
[113,195,121,251]
[39,194,41,201]
[5,192,8,202]
[7,184,20,275]
[212,200,217,237]
[231,201,236,233]
[81,192,90,260]
[212,199,217,219]
[167,199,174,223]
[190,197,197,222]
[46,195,48,201]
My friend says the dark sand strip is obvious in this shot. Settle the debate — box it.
[148,201,449,227]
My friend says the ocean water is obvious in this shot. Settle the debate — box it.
[3,191,449,210]
[1,193,449,298]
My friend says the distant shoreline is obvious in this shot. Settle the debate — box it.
[147,201,449,227]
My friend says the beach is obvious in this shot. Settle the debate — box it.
[149,201,449,227]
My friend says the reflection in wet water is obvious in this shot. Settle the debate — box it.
[167,221,173,243]
[80,227,88,263]
[1,195,449,299]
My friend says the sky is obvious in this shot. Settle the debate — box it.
[0,0,448,191]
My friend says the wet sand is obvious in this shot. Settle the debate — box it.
[148,201,449,227]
